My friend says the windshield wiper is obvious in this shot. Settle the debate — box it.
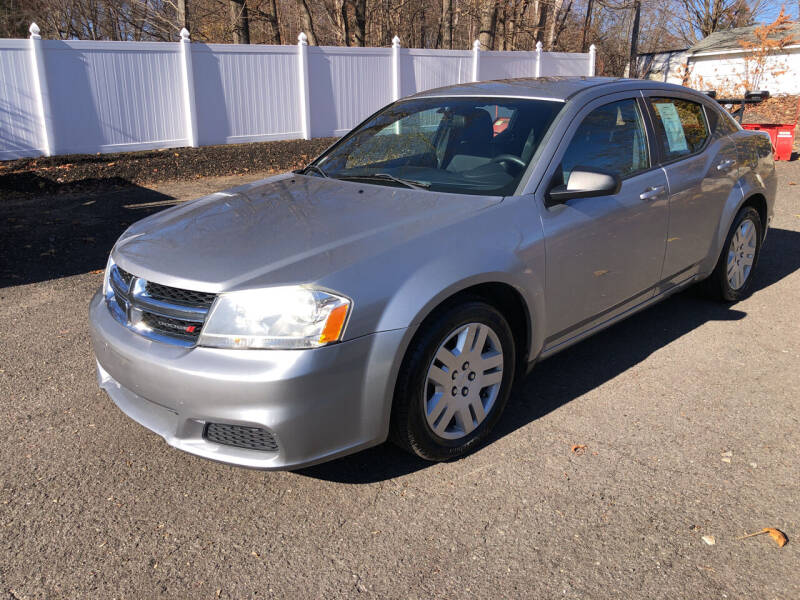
[338,173,430,190]
[302,164,329,178]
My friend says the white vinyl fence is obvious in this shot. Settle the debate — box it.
[0,25,596,160]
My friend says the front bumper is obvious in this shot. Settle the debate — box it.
[89,290,405,469]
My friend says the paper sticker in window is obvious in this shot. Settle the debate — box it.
[654,102,689,153]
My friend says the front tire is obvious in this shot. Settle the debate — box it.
[705,206,763,302]
[390,300,516,461]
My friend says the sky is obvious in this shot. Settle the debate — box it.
[758,1,799,23]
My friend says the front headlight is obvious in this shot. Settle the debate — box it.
[197,286,351,350]
[102,255,115,297]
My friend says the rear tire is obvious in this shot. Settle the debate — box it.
[704,206,763,302]
[390,300,516,462]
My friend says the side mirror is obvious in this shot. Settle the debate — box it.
[546,168,621,206]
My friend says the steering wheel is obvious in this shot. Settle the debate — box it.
[491,154,527,170]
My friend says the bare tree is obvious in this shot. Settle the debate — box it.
[478,0,498,49]
[439,0,453,48]
[352,0,366,45]
[255,0,281,43]
[295,0,317,44]
[177,0,190,30]
[229,0,250,43]
[324,0,350,45]
[628,0,641,75]
[675,0,766,43]
[580,0,594,51]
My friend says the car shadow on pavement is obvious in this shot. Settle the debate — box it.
[299,227,800,483]
[0,179,181,288]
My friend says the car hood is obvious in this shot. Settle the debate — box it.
[113,174,502,291]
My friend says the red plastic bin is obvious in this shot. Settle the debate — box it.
[742,123,796,161]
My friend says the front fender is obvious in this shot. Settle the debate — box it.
[374,227,546,366]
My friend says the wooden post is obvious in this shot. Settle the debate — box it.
[589,44,596,76]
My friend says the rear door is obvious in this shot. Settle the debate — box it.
[539,94,669,349]
[642,93,741,285]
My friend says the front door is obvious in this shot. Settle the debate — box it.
[539,95,669,350]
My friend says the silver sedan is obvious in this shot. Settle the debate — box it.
[89,77,777,469]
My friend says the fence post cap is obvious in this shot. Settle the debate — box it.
[392,36,401,48]
[29,22,41,38]
[298,32,308,45]
[589,44,596,52]
[179,28,191,41]
[536,41,543,51]
[472,39,481,51]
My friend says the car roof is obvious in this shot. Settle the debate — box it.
[409,76,700,103]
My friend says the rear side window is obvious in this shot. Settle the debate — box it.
[714,107,740,134]
[649,97,709,159]
[560,98,650,181]
[699,103,739,136]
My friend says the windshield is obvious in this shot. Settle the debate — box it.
[309,97,564,196]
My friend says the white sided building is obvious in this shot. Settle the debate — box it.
[637,23,800,95]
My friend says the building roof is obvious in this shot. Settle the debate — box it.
[689,22,800,54]
[637,48,689,56]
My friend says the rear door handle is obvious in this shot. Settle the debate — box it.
[716,159,736,171]
[639,185,665,201]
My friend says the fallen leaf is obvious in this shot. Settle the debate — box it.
[571,444,587,455]
[702,535,716,545]
[738,527,788,547]
[89,269,104,274]
[767,528,788,547]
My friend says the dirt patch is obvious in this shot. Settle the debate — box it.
[0,137,338,199]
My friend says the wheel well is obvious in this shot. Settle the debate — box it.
[421,282,532,375]
[742,193,767,230]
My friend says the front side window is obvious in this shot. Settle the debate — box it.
[560,98,650,183]
[649,97,709,159]
[310,97,564,196]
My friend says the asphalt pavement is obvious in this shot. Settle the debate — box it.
[1,164,799,599]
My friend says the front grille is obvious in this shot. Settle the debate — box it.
[145,281,216,308]
[140,312,202,341]
[106,264,216,346]
[204,423,279,452]
[116,267,134,287]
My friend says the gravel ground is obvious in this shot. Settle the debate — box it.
[1,162,799,599]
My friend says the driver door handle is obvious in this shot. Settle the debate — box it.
[639,185,665,201]
[716,159,737,172]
